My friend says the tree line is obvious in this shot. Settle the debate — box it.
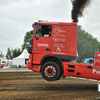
[77,25,100,62]
[1,25,100,63]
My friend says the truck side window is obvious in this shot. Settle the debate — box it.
[35,25,52,37]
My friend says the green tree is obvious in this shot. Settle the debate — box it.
[12,48,22,58]
[6,48,12,59]
[77,25,99,62]
[6,48,22,59]
[22,30,34,50]
[98,42,100,52]
[0,52,4,58]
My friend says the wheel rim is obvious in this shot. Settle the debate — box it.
[44,65,56,77]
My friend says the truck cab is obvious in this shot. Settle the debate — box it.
[28,21,77,81]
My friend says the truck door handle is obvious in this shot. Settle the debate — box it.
[46,48,51,51]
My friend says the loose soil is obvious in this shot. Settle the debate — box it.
[0,72,100,100]
[0,71,40,77]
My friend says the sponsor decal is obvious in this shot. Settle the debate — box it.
[38,43,49,47]
[53,44,65,53]
[95,59,100,63]
[53,27,66,42]
[93,69,100,74]
[93,67,100,75]
[97,54,100,58]
[53,37,65,42]
[54,26,66,34]
[52,52,65,55]
[56,47,61,52]
[53,44,64,48]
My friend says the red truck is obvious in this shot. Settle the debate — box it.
[28,21,100,82]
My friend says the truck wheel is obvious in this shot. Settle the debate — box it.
[41,61,60,81]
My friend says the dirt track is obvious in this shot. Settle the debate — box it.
[0,72,40,77]
[0,72,100,100]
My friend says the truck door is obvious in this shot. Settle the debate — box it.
[33,24,52,54]
[51,25,66,55]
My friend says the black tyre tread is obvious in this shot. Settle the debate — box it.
[41,61,61,81]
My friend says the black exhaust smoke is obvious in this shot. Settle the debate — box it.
[71,0,91,22]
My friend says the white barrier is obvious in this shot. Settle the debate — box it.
[98,81,100,92]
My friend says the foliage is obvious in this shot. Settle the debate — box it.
[6,48,12,59]
[77,25,99,63]
[0,52,4,58]
[98,42,100,52]
[22,30,34,50]
[6,48,22,59]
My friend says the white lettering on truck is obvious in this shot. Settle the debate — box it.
[93,69,100,74]
[54,27,66,34]
[38,43,49,47]
[56,47,61,52]
[97,54,100,57]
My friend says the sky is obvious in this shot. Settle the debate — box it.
[0,0,100,56]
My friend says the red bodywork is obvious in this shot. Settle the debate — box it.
[28,21,77,72]
[95,52,100,66]
[63,62,100,80]
[28,21,100,81]
[62,51,100,80]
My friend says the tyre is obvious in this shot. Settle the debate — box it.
[41,61,61,81]
[56,67,62,80]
